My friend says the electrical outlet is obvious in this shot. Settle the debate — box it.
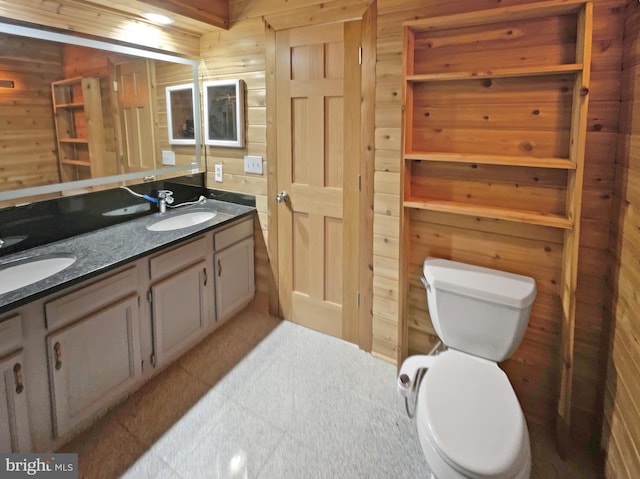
[161,150,176,166]
[244,155,263,175]
[214,164,223,182]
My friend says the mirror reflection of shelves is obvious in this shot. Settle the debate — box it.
[51,77,107,182]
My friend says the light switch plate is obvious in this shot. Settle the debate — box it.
[214,164,223,182]
[244,155,263,175]
[161,150,176,166]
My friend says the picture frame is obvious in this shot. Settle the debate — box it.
[203,79,245,148]
[165,83,196,145]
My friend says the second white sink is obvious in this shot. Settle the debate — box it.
[0,254,76,296]
[146,211,217,232]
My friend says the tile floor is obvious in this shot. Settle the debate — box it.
[59,309,604,479]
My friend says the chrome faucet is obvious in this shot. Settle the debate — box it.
[157,190,174,213]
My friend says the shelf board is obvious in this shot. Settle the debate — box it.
[55,102,84,109]
[59,138,89,144]
[60,159,90,166]
[406,64,582,82]
[52,77,83,86]
[403,0,587,32]
[405,152,576,169]
[403,198,573,229]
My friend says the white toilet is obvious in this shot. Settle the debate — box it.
[398,258,537,479]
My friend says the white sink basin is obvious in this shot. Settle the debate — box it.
[102,203,151,217]
[0,254,76,295]
[146,211,217,232]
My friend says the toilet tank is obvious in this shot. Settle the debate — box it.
[423,258,537,362]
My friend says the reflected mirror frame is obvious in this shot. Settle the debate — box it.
[203,79,245,148]
[166,83,196,146]
[0,21,201,203]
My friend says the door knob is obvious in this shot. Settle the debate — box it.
[276,191,289,203]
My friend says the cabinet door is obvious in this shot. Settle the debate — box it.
[0,350,31,453]
[215,237,255,323]
[151,260,209,368]
[47,295,141,438]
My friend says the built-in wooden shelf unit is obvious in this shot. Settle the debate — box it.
[51,77,107,182]
[399,0,592,456]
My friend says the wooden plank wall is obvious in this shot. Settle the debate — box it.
[200,16,271,313]
[602,0,640,476]
[374,0,625,442]
[154,61,199,168]
[0,33,62,193]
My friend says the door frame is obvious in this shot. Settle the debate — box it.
[264,3,376,351]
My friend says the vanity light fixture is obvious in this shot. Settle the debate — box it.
[141,12,174,25]
[0,80,14,88]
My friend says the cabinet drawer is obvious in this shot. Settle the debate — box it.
[214,217,253,251]
[0,315,22,356]
[149,235,207,280]
[45,266,138,330]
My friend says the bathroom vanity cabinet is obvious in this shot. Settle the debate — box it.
[45,267,142,438]
[0,315,32,453]
[0,214,255,452]
[214,218,255,323]
[149,235,214,368]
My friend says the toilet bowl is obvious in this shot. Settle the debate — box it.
[398,258,536,479]
[416,350,531,478]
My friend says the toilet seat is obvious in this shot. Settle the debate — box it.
[417,349,529,478]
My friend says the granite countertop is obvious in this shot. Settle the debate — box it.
[0,198,255,314]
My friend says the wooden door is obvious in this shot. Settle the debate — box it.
[275,23,361,340]
[115,59,158,173]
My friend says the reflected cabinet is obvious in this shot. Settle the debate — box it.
[165,83,196,145]
[203,79,245,148]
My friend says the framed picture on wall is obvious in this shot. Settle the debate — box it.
[165,83,196,145]
[203,79,245,148]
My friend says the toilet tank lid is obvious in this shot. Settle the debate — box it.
[423,258,536,308]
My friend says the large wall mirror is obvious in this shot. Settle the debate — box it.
[0,21,201,204]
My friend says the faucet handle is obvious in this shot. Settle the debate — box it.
[158,190,174,204]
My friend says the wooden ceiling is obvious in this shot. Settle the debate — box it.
[80,0,229,32]
[0,0,374,56]
[138,0,228,29]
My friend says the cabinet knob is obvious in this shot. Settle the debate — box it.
[54,342,62,370]
[13,363,24,394]
[203,267,208,286]
[217,258,222,277]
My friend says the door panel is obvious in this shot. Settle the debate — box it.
[215,237,256,323]
[47,296,141,438]
[0,350,31,453]
[276,22,359,339]
[116,60,157,173]
[151,261,208,368]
